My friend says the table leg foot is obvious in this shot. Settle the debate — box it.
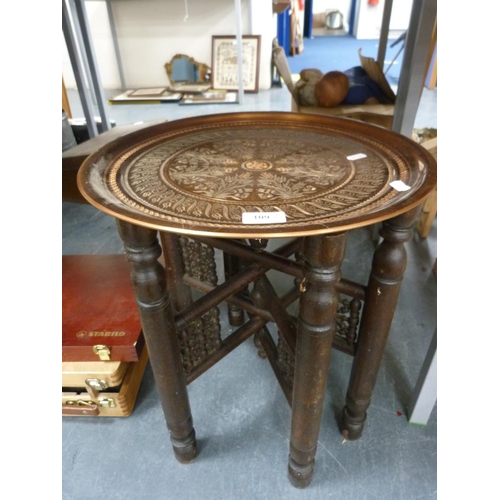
[288,454,314,488]
[341,401,367,441]
[171,428,199,464]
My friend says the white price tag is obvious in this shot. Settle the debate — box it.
[242,212,287,224]
[346,153,367,161]
[390,180,411,191]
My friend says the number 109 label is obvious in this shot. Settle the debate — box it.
[242,212,287,224]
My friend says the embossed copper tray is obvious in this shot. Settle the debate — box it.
[77,112,437,238]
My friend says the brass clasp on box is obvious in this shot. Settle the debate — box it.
[62,400,100,416]
[62,398,115,415]
[85,378,109,399]
[93,344,111,360]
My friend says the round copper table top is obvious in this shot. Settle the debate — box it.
[78,112,437,238]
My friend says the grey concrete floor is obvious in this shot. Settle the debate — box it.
[62,84,437,499]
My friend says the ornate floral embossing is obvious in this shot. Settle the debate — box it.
[160,136,354,205]
[242,160,272,171]
[98,120,427,232]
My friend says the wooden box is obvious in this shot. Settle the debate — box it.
[62,254,144,362]
[62,346,149,417]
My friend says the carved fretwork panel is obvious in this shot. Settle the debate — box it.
[179,236,218,285]
[277,333,295,387]
[178,308,222,374]
[274,294,362,386]
[177,236,222,374]
[334,296,362,347]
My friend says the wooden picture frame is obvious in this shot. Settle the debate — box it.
[211,35,261,93]
[179,91,238,105]
[128,87,168,97]
[108,90,182,104]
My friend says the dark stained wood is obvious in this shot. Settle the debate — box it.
[256,327,293,406]
[185,315,267,384]
[195,236,304,278]
[288,232,347,488]
[160,233,193,313]
[116,221,198,463]
[341,207,421,441]
[77,111,437,488]
[255,275,297,352]
[175,237,301,329]
[223,250,246,326]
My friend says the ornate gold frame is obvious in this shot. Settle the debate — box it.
[164,54,211,85]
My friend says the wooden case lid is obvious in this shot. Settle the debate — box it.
[62,254,143,362]
[62,360,129,388]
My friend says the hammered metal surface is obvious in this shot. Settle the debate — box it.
[78,113,436,237]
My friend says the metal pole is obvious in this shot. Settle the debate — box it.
[234,0,244,104]
[408,329,437,425]
[377,0,393,70]
[69,0,96,106]
[391,0,437,137]
[106,0,126,89]
[62,0,98,138]
[74,0,111,131]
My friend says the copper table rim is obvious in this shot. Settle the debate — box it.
[77,111,437,239]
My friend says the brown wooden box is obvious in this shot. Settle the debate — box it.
[62,254,143,362]
[62,360,129,388]
[62,346,149,417]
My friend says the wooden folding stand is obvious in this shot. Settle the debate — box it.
[76,112,437,487]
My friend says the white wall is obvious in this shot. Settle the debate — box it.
[313,0,352,19]
[62,0,275,90]
[353,0,412,39]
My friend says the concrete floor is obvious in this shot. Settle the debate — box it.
[62,82,437,499]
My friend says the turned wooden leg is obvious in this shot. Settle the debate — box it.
[117,221,198,463]
[288,233,346,488]
[341,207,420,440]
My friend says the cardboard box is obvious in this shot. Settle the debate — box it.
[272,44,396,128]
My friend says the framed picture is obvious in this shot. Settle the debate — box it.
[108,90,182,104]
[169,83,212,94]
[128,87,168,97]
[179,91,238,105]
[211,35,261,93]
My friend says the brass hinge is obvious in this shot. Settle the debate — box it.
[98,398,116,408]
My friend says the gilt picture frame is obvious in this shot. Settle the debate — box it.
[211,35,261,93]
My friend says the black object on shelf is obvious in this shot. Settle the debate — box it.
[70,118,117,145]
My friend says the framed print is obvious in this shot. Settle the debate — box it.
[179,91,238,105]
[109,90,182,104]
[169,83,212,93]
[128,87,168,97]
[211,35,261,93]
